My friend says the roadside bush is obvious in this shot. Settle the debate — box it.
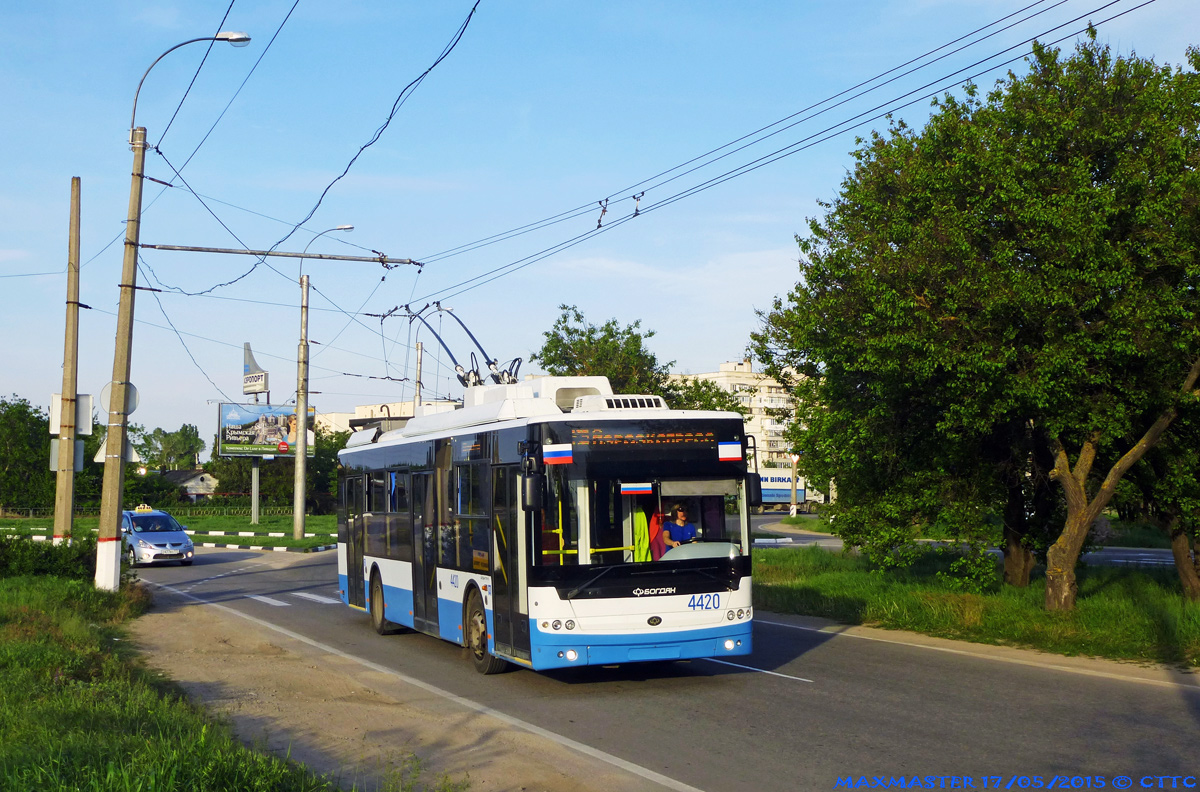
[0,535,97,580]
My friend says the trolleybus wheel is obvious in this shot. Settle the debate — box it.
[466,589,507,675]
[370,572,394,635]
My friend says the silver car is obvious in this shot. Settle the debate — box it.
[122,507,195,566]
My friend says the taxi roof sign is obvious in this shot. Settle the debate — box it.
[135,503,153,512]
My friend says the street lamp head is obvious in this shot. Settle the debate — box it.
[216,31,252,46]
[335,225,354,231]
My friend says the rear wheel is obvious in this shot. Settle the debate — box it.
[466,589,507,675]
[370,572,394,635]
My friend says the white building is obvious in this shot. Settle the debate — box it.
[669,359,829,506]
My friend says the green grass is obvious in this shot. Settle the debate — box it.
[0,573,466,791]
[753,546,1200,667]
[776,514,834,533]
[0,515,338,550]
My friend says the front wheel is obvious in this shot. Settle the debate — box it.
[466,590,508,675]
[126,546,138,568]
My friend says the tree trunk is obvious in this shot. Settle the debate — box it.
[1044,512,1091,611]
[1168,521,1200,601]
[1002,524,1033,587]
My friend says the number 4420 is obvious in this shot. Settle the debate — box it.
[688,593,720,610]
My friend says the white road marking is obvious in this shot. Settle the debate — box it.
[701,657,813,683]
[290,592,340,604]
[246,594,289,607]
[149,581,708,792]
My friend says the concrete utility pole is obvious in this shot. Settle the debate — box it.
[53,177,82,545]
[95,129,147,591]
[789,453,800,518]
[94,31,251,591]
[293,274,310,541]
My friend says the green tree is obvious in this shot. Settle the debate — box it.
[531,304,747,414]
[753,36,1200,610]
[531,305,673,395]
[668,377,747,415]
[0,396,54,510]
[140,423,206,471]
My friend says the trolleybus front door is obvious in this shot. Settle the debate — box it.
[411,472,439,632]
[491,466,531,661]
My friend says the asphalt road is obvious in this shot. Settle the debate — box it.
[138,549,1200,792]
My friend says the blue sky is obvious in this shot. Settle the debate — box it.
[2,0,1194,446]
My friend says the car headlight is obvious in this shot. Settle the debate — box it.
[137,539,154,549]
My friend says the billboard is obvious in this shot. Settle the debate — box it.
[218,403,315,457]
[758,472,804,504]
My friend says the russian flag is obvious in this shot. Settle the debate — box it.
[543,443,573,465]
[620,482,653,495]
[718,442,742,462]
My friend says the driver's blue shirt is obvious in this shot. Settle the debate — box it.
[665,520,697,544]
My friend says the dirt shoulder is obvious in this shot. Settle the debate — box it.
[129,566,674,792]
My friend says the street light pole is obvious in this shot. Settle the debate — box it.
[294,225,352,541]
[94,31,251,592]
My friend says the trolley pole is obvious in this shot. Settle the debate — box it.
[293,275,310,541]
[413,341,423,414]
[96,127,147,592]
[53,177,82,546]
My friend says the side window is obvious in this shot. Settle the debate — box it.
[366,472,389,557]
[387,471,413,562]
[538,467,579,566]
[456,464,489,571]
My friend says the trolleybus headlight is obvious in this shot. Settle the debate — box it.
[737,609,744,619]
[565,620,576,630]
[724,639,735,651]
[727,610,735,621]
[565,649,579,662]
[552,620,562,631]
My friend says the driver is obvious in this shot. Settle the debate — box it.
[663,503,697,548]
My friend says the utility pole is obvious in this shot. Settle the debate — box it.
[53,177,82,546]
[293,275,310,541]
[95,127,147,592]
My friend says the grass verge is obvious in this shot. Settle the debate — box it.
[753,546,1200,667]
[0,571,466,791]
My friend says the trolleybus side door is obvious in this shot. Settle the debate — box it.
[491,466,528,657]
[411,471,439,632]
[345,474,366,608]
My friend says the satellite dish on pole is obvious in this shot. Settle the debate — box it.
[100,381,139,415]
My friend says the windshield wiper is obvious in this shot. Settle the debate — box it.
[564,565,624,599]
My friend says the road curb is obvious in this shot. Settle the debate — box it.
[196,542,337,553]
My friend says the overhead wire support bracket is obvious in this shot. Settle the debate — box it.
[139,243,422,268]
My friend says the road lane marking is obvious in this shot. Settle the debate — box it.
[290,592,340,604]
[758,619,1200,690]
[149,581,707,792]
[247,594,289,606]
[701,657,813,683]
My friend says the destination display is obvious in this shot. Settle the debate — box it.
[218,403,315,457]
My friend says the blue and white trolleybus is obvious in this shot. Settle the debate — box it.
[336,376,759,674]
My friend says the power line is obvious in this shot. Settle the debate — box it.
[413,0,1156,304]
[413,0,1071,266]
[155,0,237,148]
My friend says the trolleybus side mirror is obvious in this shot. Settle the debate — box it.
[746,474,763,508]
[523,473,545,511]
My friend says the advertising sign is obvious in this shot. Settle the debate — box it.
[243,343,269,395]
[218,403,315,457]
[759,472,804,504]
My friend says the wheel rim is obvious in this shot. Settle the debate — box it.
[468,601,487,661]
[372,579,383,628]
